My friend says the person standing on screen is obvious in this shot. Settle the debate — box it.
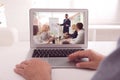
[59,14,71,34]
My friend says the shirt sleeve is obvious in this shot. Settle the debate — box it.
[70,31,84,44]
[92,38,120,80]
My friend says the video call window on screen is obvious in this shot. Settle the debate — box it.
[33,12,85,45]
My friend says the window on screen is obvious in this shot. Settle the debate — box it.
[32,12,85,45]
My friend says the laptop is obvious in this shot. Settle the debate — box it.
[27,8,88,68]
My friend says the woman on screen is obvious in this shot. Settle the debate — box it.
[33,24,54,44]
[64,24,78,39]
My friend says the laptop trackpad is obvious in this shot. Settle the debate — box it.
[41,58,75,68]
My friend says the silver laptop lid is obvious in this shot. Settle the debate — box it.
[29,8,88,48]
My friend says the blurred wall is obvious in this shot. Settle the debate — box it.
[1,0,32,41]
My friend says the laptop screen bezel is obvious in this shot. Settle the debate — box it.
[29,8,88,48]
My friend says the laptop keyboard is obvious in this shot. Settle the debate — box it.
[32,49,84,57]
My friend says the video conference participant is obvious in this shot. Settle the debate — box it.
[14,38,120,80]
[70,23,84,44]
[64,24,78,39]
[59,14,71,34]
[69,24,78,39]
[64,22,84,44]
[33,24,55,44]
[33,14,39,35]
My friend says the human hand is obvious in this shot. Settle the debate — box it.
[14,58,51,80]
[68,49,104,70]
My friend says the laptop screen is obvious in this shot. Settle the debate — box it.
[30,9,88,48]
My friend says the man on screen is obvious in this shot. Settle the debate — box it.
[59,14,71,34]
